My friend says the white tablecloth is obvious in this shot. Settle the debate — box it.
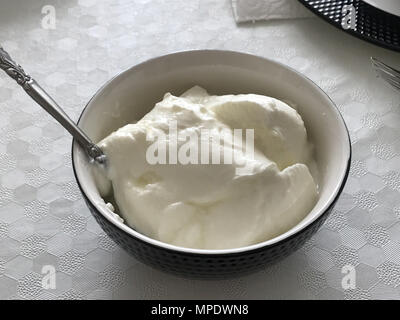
[232,0,313,22]
[0,0,399,300]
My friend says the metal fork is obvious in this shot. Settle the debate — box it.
[371,57,400,91]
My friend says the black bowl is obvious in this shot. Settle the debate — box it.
[72,50,351,279]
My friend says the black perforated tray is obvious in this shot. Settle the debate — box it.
[298,0,400,52]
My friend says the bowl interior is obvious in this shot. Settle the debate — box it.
[72,50,350,254]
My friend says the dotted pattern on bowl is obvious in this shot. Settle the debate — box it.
[299,0,400,52]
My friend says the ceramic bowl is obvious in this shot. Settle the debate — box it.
[72,50,351,279]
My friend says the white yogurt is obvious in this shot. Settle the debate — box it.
[94,86,318,249]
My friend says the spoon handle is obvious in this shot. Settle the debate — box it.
[0,46,105,162]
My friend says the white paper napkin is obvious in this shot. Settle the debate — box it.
[232,0,314,23]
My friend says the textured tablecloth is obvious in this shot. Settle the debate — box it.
[0,0,399,300]
[232,0,312,22]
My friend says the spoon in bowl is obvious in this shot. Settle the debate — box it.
[0,45,107,165]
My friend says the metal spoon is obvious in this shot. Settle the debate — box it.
[0,46,107,164]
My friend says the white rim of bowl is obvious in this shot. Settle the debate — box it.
[72,49,351,255]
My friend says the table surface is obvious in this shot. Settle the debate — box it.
[0,0,399,300]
